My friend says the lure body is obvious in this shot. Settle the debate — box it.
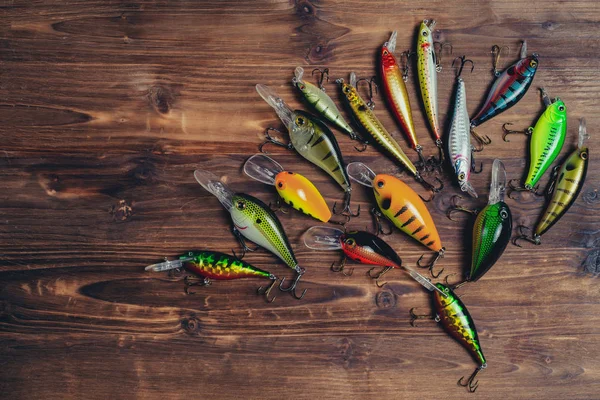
[182,251,272,280]
[244,154,331,222]
[380,32,419,150]
[373,173,442,252]
[471,54,538,127]
[448,76,477,197]
[338,75,418,176]
[525,98,567,188]
[535,137,588,237]
[417,20,442,142]
[433,283,486,367]
[292,67,356,137]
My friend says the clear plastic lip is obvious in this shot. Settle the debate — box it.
[578,117,589,149]
[346,162,376,188]
[385,31,397,53]
[243,154,284,186]
[488,159,506,205]
[303,226,344,251]
[193,169,235,211]
[256,84,294,129]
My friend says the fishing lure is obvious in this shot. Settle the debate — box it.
[243,153,332,222]
[336,73,442,195]
[145,250,278,302]
[256,84,357,216]
[303,225,402,285]
[409,277,487,393]
[292,67,362,142]
[346,162,445,277]
[447,159,512,283]
[471,41,539,129]
[416,19,446,160]
[380,31,425,164]
[506,88,567,195]
[194,169,307,299]
[514,118,589,246]
[447,56,478,198]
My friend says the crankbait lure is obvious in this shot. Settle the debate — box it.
[447,56,478,198]
[336,73,442,195]
[416,19,445,160]
[409,276,487,393]
[347,162,445,277]
[145,250,278,302]
[194,169,306,299]
[448,159,512,283]
[514,118,589,246]
[380,31,425,164]
[506,88,567,194]
[292,67,361,142]
[471,41,539,129]
[243,153,331,222]
[256,84,357,216]
[303,226,402,285]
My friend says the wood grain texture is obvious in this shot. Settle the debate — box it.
[1,1,600,399]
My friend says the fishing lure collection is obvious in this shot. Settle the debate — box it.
[142,20,590,393]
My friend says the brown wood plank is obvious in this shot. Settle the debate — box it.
[1,0,600,399]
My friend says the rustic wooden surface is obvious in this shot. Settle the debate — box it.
[1,1,600,399]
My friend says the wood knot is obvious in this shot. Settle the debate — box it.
[182,316,201,334]
[582,249,600,274]
[109,200,133,221]
[296,0,315,16]
[129,157,157,182]
[542,21,558,30]
[375,290,396,309]
[147,85,173,115]
[582,189,599,205]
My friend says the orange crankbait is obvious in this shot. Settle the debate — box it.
[347,162,445,277]
[244,154,332,222]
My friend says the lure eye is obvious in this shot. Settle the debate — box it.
[299,84,305,90]
[558,105,565,112]
[530,60,537,68]
[276,181,286,190]
[458,172,466,181]
[581,151,588,160]
[383,50,388,55]
[296,117,305,126]
[377,180,385,188]
[500,209,509,219]
[344,238,356,247]
[236,200,246,210]
[344,86,351,93]
[421,30,427,36]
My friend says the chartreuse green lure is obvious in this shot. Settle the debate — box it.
[448,159,512,283]
[193,169,307,299]
[506,88,567,194]
[145,250,278,302]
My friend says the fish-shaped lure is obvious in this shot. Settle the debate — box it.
[514,118,589,246]
[145,250,279,302]
[256,84,356,216]
[194,169,307,299]
[243,153,331,222]
[347,162,445,277]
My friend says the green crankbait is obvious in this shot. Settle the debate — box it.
[514,118,589,246]
[145,250,278,302]
[194,169,307,299]
[256,84,357,216]
[447,159,512,283]
[505,88,567,195]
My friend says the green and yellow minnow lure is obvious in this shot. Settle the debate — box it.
[514,118,589,246]
[145,250,278,302]
[506,88,567,194]
[292,66,362,142]
[337,73,442,195]
[194,169,307,299]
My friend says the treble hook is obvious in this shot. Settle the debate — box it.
[278,268,307,300]
[311,68,330,90]
[417,248,445,278]
[452,55,475,78]
[471,152,483,174]
[269,199,290,214]
[259,127,294,153]
[512,225,542,247]
[444,273,468,290]
[332,190,360,218]
[409,307,436,327]
[367,266,394,288]
[427,139,446,172]
[370,208,393,236]
[507,179,544,199]
[256,276,278,303]
[502,123,532,142]
[414,145,428,172]
[446,195,479,221]
[470,127,492,150]
[416,174,444,202]
[433,42,453,71]
[331,255,354,277]
[399,50,414,81]
[458,364,486,393]
[231,226,260,260]
[491,45,510,77]
[184,276,211,295]
[356,76,378,109]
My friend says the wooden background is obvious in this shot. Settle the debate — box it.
[1,1,600,399]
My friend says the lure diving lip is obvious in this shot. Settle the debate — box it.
[346,161,445,278]
[145,250,279,303]
[193,168,307,299]
[243,153,332,222]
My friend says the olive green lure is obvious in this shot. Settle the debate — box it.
[145,250,278,302]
